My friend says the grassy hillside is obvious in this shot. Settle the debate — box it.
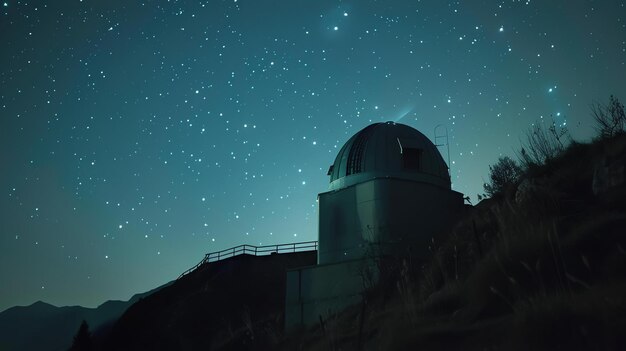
[283,134,626,350]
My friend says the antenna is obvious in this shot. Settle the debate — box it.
[434,124,451,175]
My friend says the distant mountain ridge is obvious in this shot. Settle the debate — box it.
[0,282,171,351]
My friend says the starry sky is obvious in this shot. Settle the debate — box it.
[1,0,625,312]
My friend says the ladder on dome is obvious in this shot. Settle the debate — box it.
[434,124,451,175]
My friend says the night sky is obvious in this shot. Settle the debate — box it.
[1,0,625,312]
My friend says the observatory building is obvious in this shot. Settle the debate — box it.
[285,121,465,329]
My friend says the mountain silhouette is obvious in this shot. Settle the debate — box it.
[0,284,170,351]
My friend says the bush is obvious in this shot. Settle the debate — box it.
[483,156,522,197]
[591,95,625,139]
[517,121,570,169]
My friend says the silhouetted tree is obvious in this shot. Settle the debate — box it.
[484,156,522,197]
[591,95,625,139]
[68,320,93,351]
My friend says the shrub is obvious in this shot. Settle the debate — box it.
[517,121,570,169]
[483,156,522,197]
[591,95,625,139]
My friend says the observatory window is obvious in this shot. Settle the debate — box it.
[327,165,334,176]
[403,148,422,171]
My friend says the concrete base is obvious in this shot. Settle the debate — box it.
[284,258,378,331]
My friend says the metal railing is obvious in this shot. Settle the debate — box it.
[177,241,318,279]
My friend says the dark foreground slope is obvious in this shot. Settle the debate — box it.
[283,135,626,350]
[104,251,316,351]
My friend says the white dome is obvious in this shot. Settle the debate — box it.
[328,122,450,190]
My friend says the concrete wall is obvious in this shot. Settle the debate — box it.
[318,177,464,265]
[284,258,377,330]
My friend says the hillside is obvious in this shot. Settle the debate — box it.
[281,134,626,350]
[103,251,316,350]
